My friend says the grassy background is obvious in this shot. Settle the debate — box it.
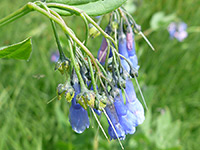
[0,0,200,150]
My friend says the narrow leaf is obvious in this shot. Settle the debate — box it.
[0,38,32,60]
[46,0,99,5]
[48,0,127,16]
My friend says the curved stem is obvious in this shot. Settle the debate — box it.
[28,2,102,77]
[105,39,111,71]
[88,57,98,94]
[46,3,118,52]
[36,1,66,60]
[51,20,66,60]
[80,13,89,45]
[67,38,85,90]
[0,4,31,28]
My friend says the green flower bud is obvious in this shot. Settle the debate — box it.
[55,59,70,75]
[76,90,96,109]
[76,93,87,109]
[57,83,65,100]
[65,86,75,103]
[56,82,75,102]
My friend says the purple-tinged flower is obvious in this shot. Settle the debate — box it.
[168,22,177,39]
[126,31,133,50]
[97,37,113,64]
[97,38,108,64]
[178,22,187,32]
[168,22,188,42]
[118,32,139,72]
[51,51,59,62]
[69,82,90,134]
[174,30,188,42]
[126,28,139,70]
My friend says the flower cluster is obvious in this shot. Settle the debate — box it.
[97,21,144,140]
[54,9,146,145]
[168,22,188,42]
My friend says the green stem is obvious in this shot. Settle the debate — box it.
[96,59,108,77]
[46,3,118,51]
[28,2,102,76]
[80,13,89,45]
[112,48,122,87]
[105,39,111,71]
[37,2,66,61]
[88,57,98,94]
[67,38,85,90]
[0,4,31,28]
[51,21,66,61]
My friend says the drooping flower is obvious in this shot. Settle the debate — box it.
[97,37,108,64]
[105,77,145,140]
[105,104,126,140]
[114,94,136,134]
[124,78,145,125]
[69,80,90,134]
[118,31,139,72]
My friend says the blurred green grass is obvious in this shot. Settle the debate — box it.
[0,0,200,150]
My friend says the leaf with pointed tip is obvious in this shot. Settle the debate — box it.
[48,0,127,16]
[0,38,32,60]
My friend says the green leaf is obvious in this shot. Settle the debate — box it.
[46,0,99,5]
[0,38,32,60]
[48,0,127,16]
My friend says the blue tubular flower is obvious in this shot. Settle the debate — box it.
[118,34,129,58]
[105,105,126,140]
[114,95,136,134]
[69,82,90,134]
[118,33,131,72]
[124,79,145,125]
[126,28,139,70]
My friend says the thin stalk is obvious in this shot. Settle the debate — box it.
[0,4,31,28]
[102,108,124,150]
[112,49,122,87]
[46,3,118,50]
[28,2,102,77]
[133,76,148,110]
[91,108,109,141]
[96,59,108,76]
[120,8,155,51]
[80,13,89,45]
[88,57,98,94]
[105,39,111,71]
[37,2,66,61]
[113,48,138,73]
[51,21,66,60]
[67,38,85,90]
